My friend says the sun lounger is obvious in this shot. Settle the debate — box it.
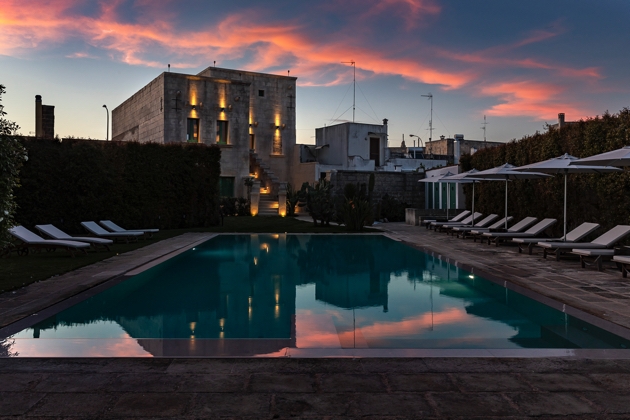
[482,218,557,246]
[512,222,600,254]
[571,249,616,271]
[433,213,483,232]
[471,217,538,242]
[538,225,630,261]
[99,220,159,238]
[36,224,113,251]
[442,214,498,236]
[424,210,470,229]
[8,226,90,256]
[612,255,630,278]
[453,216,514,239]
[81,221,143,243]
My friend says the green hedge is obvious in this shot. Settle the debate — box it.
[460,108,630,236]
[15,139,221,232]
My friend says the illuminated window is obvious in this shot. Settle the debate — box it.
[187,118,199,143]
[216,120,228,144]
[258,90,265,97]
[249,134,255,150]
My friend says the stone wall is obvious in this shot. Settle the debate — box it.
[112,74,164,143]
[329,171,424,207]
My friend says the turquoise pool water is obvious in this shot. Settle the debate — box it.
[5,234,630,357]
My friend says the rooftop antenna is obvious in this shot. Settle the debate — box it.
[482,115,488,143]
[214,61,216,67]
[421,93,433,141]
[288,70,290,76]
[167,64,170,72]
[341,60,356,122]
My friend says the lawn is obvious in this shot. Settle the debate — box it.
[0,217,374,292]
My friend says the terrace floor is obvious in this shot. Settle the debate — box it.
[2,222,630,418]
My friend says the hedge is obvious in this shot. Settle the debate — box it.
[15,138,221,233]
[460,108,630,236]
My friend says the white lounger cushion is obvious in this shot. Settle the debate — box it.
[9,226,90,248]
[452,216,513,233]
[471,217,537,235]
[434,212,483,227]
[571,249,615,257]
[35,225,113,245]
[482,218,556,238]
[100,220,159,234]
[512,222,600,244]
[81,221,143,237]
[538,225,630,249]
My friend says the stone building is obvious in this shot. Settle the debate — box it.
[35,95,55,139]
[112,67,297,199]
[424,134,503,163]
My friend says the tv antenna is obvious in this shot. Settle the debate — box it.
[342,60,356,122]
[421,93,433,141]
[481,115,488,143]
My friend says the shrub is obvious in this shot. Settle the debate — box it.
[220,197,250,216]
[298,179,335,226]
[0,85,27,249]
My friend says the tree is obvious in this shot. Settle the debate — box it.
[0,85,27,249]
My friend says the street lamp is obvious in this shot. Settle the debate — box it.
[102,105,109,141]
[408,134,423,148]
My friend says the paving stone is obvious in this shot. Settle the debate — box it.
[105,373,183,392]
[28,392,112,417]
[179,374,246,393]
[0,373,44,391]
[0,392,45,416]
[190,393,270,417]
[273,393,354,417]
[34,373,111,392]
[111,393,192,417]
[319,373,387,393]
[589,373,630,391]
[422,358,512,373]
[509,392,596,416]
[430,392,516,417]
[360,359,427,373]
[350,393,434,416]
[249,373,316,393]
[520,373,604,391]
[582,391,630,414]
[101,358,172,373]
[387,373,455,392]
[449,373,532,392]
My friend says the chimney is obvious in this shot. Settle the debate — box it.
[558,113,565,129]
[35,95,43,138]
[382,118,388,126]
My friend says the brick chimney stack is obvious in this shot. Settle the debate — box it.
[558,113,565,129]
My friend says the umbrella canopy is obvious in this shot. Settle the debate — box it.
[473,163,551,228]
[570,146,630,167]
[515,153,621,240]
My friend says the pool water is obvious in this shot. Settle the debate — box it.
[5,234,630,357]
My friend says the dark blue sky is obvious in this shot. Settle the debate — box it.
[1,0,629,144]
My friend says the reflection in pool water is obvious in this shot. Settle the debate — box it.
[5,234,630,357]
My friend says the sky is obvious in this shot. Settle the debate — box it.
[1,0,629,146]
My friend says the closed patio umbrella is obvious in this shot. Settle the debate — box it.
[418,171,456,219]
[570,146,630,167]
[515,153,621,240]
[440,170,483,226]
[473,163,551,229]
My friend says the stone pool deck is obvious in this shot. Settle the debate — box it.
[2,224,630,418]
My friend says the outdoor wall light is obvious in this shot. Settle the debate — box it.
[191,104,197,110]
[220,107,225,112]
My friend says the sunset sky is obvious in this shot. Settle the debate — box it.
[1,0,629,145]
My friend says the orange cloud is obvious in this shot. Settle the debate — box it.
[480,80,589,119]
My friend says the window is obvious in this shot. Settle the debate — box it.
[249,134,255,150]
[258,89,265,97]
[216,120,228,144]
[187,118,199,143]
[219,177,235,197]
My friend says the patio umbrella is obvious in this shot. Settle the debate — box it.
[570,146,630,167]
[515,153,621,240]
[418,171,456,219]
[440,169,484,226]
[473,163,551,229]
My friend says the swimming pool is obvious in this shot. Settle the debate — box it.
[4,234,630,357]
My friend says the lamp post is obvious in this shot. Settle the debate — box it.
[102,105,109,141]
[408,134,423,148]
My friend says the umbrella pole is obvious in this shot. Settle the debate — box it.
[563,172,567,241]
[505,179,508,229]
[446,183,449,220]
[472,181,475,226]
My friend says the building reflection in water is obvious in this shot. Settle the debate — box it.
[8,234,622,357]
